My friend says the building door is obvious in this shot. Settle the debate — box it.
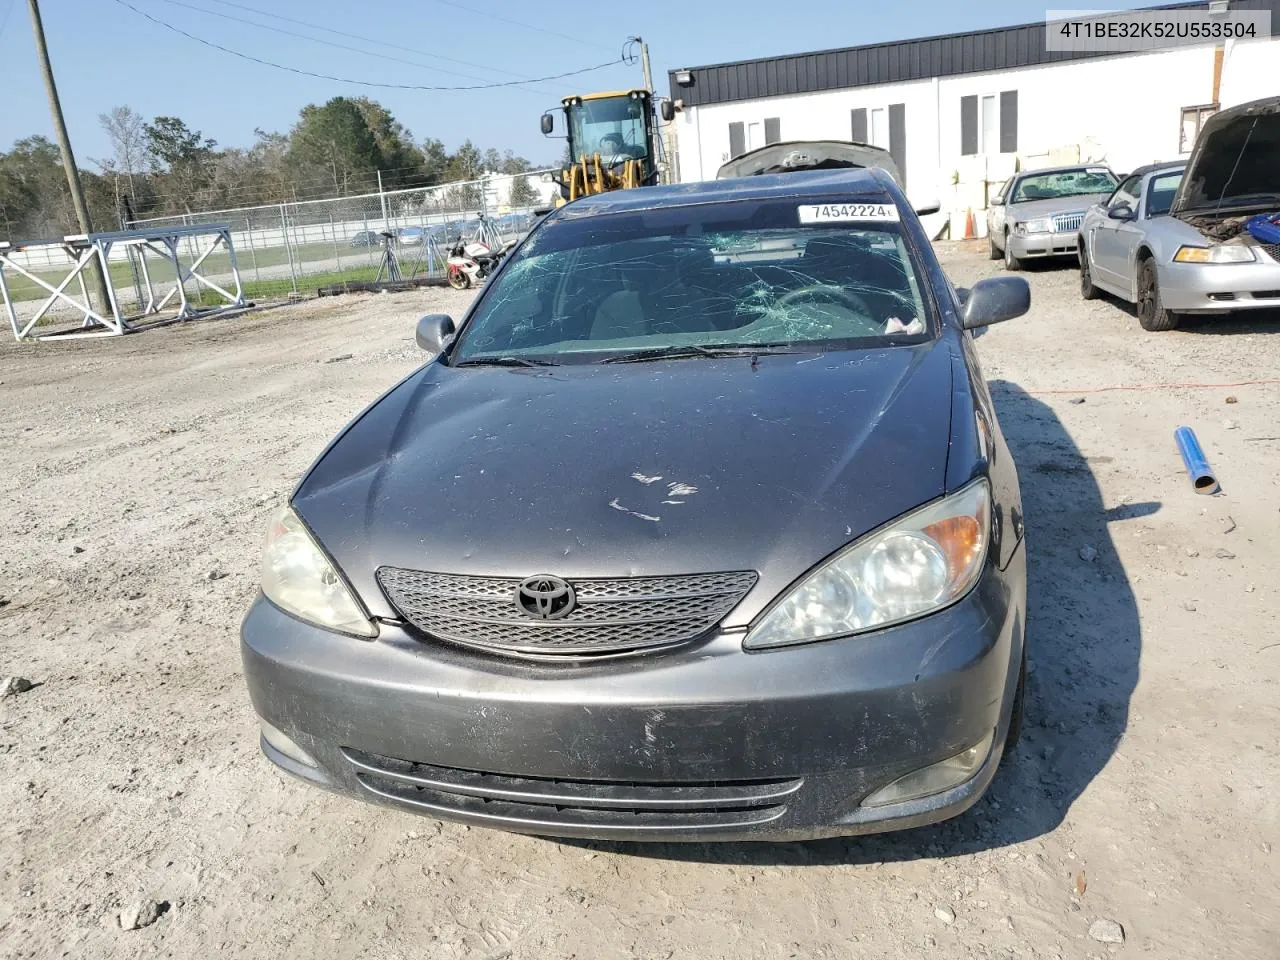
[746,122,763,151]
[870,108,889,149]
[981,96,998,153]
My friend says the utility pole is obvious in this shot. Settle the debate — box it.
[638,37,654,94]
[27,0,112,313]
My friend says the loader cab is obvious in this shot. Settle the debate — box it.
[542,90,664,202]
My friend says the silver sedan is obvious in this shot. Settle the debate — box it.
[1078,96,1280,331]
[987,165,1119,270]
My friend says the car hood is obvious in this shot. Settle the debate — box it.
[294,343,956,625]
[716,140,903,186]
[1007,195,1112,220]
[1172,96,1280,217]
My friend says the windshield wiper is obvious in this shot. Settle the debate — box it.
[600,344,792,364]
[454,355,558,368]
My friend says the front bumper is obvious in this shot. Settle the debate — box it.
[240,545,1025,842]
[1008,231,1079,260]
[1158,257,1280,313]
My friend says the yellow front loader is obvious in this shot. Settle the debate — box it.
[541,90,674,205]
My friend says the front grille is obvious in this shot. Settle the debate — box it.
[1259,243,1280,263]
[1053,212,1085,233]
[377,568,758,657]
[343,747,797,832]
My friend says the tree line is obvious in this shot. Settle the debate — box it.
[0,96,540,241]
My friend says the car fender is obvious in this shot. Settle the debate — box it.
[1131,216,1207,283]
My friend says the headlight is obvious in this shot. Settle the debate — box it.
[744,479,990,649]
[1173,244,1256,264]
[1015,218,1053,235]
[261,506,377,637]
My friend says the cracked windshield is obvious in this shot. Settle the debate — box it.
[1011,168,1118,201]
[452,200,931,364]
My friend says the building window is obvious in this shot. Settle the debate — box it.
[962,90,1018,156]
[728,121,745,159]
[1180,104,1217,154]
[851,108,868,142]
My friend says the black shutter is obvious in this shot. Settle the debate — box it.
[851,108,868,143]
[888,103,906,188]
[960,95,978,156]
[1000,90,1018,153]
[764,117,781,144]
[728,121,745,159]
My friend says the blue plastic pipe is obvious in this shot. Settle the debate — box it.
[1174,426,1219,495]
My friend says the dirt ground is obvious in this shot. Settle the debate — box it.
[2,243,1278,960]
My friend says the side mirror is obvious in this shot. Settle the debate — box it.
[954,286,970,307]
[962,277,1030,330]
[540,113,555,136]
[1108,202,1134,221]
[989,196,1004,207]
[914,200,942,216]
[416,313,456,354]
[659,99,675,122]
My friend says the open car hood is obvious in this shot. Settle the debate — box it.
[716,140,903,186]
[1172,96,1280,217]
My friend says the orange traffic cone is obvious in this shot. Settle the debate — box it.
[964,208,976,240]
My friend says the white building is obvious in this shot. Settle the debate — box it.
[667,0,1279,236]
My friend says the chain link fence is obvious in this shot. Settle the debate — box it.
[126,170,556,301]
[2,170,556,335]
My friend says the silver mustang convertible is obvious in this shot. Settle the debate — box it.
[1078,96,1280,331]
[987,165,1118,270]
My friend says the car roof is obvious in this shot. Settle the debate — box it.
[1012,163,1114,178]
[1128,160,1186,179]
[551,168,896,220]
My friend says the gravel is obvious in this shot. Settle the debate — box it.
[118,899,168,931]
[1,676,33,698]
[2,248,1278,959]
[1088,918,1126,944]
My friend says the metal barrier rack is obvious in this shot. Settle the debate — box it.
[1,223,246,342]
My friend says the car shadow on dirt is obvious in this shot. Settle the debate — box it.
[1174,309,1280,335]
[573,382,1142,866]
[1089,294,1280,336]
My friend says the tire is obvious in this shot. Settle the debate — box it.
[447,268,470,291]
[988,234,1001,260]
[1136,258,1179,331]
[1003,231,1022,271]
[1079,243,1099,300]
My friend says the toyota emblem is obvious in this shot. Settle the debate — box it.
[514,575,576,620]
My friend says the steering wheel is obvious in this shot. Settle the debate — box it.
[777,284,873,316]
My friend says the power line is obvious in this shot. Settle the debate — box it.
[0,0,17,40]
[196,0,563,88]
[111,0,625,91]
[426,0,616,53]
[153,0,555,94]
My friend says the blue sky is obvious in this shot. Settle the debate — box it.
[1,0,1164,167]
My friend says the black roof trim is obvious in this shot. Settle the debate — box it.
[1127,160,1189,178]
[667,0,1280,107]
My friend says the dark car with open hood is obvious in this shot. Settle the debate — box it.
[240,168,1031,842]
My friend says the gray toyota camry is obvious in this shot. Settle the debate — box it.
[240,169,1031,842]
